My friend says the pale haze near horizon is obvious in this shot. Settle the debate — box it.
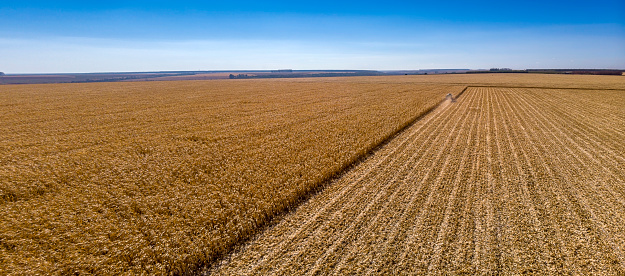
[1,0,624,74]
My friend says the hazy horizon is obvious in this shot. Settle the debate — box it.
[2,0,624,74]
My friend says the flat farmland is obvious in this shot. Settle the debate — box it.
[407,73,625,90]
[213,85,625,274]
[0,77,456,274]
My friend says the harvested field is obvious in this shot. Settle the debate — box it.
[0,77,456,274]
[406,73,625,90]
[212,85,625,274]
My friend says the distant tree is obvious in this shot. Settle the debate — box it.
[229,74,235,79]
[0,72,5,76]
[490,68,512,72]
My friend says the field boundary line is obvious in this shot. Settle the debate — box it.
[469,85,625,91]
[329,90,471,274]
[204,86,469,273]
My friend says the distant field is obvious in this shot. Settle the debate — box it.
[0,70,384,84]
[0,77,456,274]
[123,72,235,81]
[0,73,185,84]
[213,83,625,275]
[408,73,625,89]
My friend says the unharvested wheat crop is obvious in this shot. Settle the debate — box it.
[0,77,456,274]
[213,79,625,275]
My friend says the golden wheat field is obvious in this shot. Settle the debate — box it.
[0,77,459,274]
[211,77,625,275]
[2,74,625,275]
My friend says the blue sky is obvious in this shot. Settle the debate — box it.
[1,0,624,73]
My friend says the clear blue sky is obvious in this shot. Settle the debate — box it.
[1,0,624,73]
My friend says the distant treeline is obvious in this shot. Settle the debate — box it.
[72,74,178,83]
[0,72,198,85]
[229,71,384,79]
[467,68,528,74]
[468,69,624,75]
[526,69,624,75]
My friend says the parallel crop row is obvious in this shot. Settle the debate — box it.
[214,84,625,275]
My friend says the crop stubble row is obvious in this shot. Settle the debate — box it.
[213,86,625,275]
